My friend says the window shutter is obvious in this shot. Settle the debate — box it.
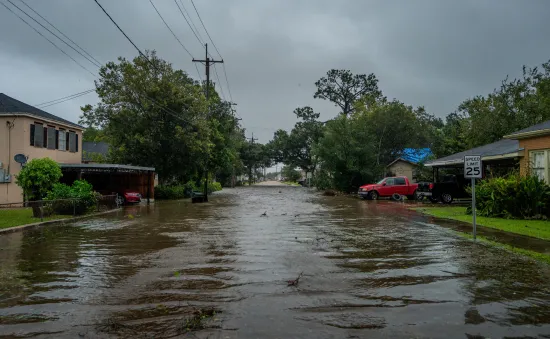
[55,130,59,149]
[47,127,56,150]
[43,127,47,148]
[34,124,43,147]
[75,134,79,152]
[66,132,69,151]
[30,124,35,146]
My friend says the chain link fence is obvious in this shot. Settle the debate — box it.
[0,195,119,222]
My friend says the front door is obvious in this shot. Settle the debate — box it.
[378,177,395,196]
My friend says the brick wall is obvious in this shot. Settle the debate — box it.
[519,135,550,176]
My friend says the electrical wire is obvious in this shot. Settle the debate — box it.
[35,89,96,108]
[178,0,204,43]
[0,1,96,77]
[92,0,153,66]
[6,0,101,68]
[19,0,102,67]
[173,0,204,47]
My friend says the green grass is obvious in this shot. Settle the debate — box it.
[454,231,550,264]
[413,206,550,240]
[282,181,301,186]
[0,208,71,230]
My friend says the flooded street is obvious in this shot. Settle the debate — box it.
[2,186,550,338]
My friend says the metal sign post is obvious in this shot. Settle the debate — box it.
[464,155,482,240]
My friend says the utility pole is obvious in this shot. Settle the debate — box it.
[248,133,258,185]
[193,43,223,202]
[231,103,240,188]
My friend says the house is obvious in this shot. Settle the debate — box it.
[0,93,83,204]
[386,148,432,183]
[0,93,155,204]
[424,120,550,182]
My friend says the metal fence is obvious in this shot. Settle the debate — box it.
[0,195,118,222]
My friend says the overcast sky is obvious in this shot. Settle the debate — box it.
[1,0,550,143]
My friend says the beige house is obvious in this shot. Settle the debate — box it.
[0,93,83,204]
[386,158,418,183]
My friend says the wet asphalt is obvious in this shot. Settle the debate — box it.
[1,186,550,338]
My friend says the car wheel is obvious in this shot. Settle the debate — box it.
[441,193,453,204]
[369,191,379,200]
[115,194,125,206]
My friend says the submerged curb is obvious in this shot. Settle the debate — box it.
[0,208,123,235]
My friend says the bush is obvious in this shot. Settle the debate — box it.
[155,181,222,200]
[469,174,550,219]
[45,180,98,215]
[16,158,62,200]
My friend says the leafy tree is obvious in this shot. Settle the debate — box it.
[80,51,210,185]
[82,126,105,142]
[281,165,301,182]
[314,69,382,115]
[16,158,62,200]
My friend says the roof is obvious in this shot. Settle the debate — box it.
[0,93,84,129]
[425,139,522,167]
[504,119,550,139]
[60,163,155,172]
[82,141,109,161]
[387,157,417,168]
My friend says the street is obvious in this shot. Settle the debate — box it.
[1,186,550,338]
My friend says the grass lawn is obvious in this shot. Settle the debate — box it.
[283,181,301,186]
[413,206,550,240]
[0,208,71,230]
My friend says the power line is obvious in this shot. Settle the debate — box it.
[35,89,95,108]
[178,0,204,44]
[6,0,101,68]
[188,0,233,103]
[173,0,204,47]
[148,0,202,82]
[0,1,96,77]
[148,0,192,59]
[19,0,102,67]
[190,0,222,58]
[212,64,226,100]
[92,0,152,65]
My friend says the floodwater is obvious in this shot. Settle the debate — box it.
[1,186,550,338]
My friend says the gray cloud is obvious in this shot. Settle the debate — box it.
[1,0,549,143]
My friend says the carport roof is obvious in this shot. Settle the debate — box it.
[61,163,155,172]
[425,139,522,167]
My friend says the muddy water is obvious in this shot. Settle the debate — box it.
[1,187,550,338]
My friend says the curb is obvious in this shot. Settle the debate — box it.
[0,208,123,235]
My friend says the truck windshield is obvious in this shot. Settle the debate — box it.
[376,179,385,184]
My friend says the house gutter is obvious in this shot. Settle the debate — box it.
[1,113,84,131]
[504,129,550,140]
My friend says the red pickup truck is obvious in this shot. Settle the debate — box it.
[358,176,419,200]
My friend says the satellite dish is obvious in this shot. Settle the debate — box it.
[14,154,28,165]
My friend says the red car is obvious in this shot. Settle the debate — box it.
[116,189,142,205]
[358,176,419,200]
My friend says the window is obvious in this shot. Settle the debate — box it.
[385,178,395,186]
[530,151,547,182]
[58,129,66,150]
[69,131,76,152]
[395,177,406,185]
[32,123,44,147]
[47,126,56,150]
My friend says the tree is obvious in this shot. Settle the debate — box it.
[281,165,301,182]
[82,126,105,142]
[272,106,324,177]
[16,158,62,200]
[314,69,382,115]
[80,51,209,185]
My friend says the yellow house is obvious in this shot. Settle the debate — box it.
[0,93,84,204]
[386,158,418,183]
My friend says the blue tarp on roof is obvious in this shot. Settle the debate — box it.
[402,148,431,163]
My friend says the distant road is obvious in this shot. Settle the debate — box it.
[255,180,286,186]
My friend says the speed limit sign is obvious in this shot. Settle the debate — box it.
[464,155,482,179]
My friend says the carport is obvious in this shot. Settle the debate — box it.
[60,164,155,203]
[425,139,523,179]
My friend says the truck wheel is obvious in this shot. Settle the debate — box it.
[441,193,453,204]
[369,191,379,200]
[407,191,418,201]
[391,193,403,201]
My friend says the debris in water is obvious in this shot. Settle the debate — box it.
[287,271,304,286]
[261,211,267,217]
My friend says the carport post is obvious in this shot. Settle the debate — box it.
[146,171,151,205]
